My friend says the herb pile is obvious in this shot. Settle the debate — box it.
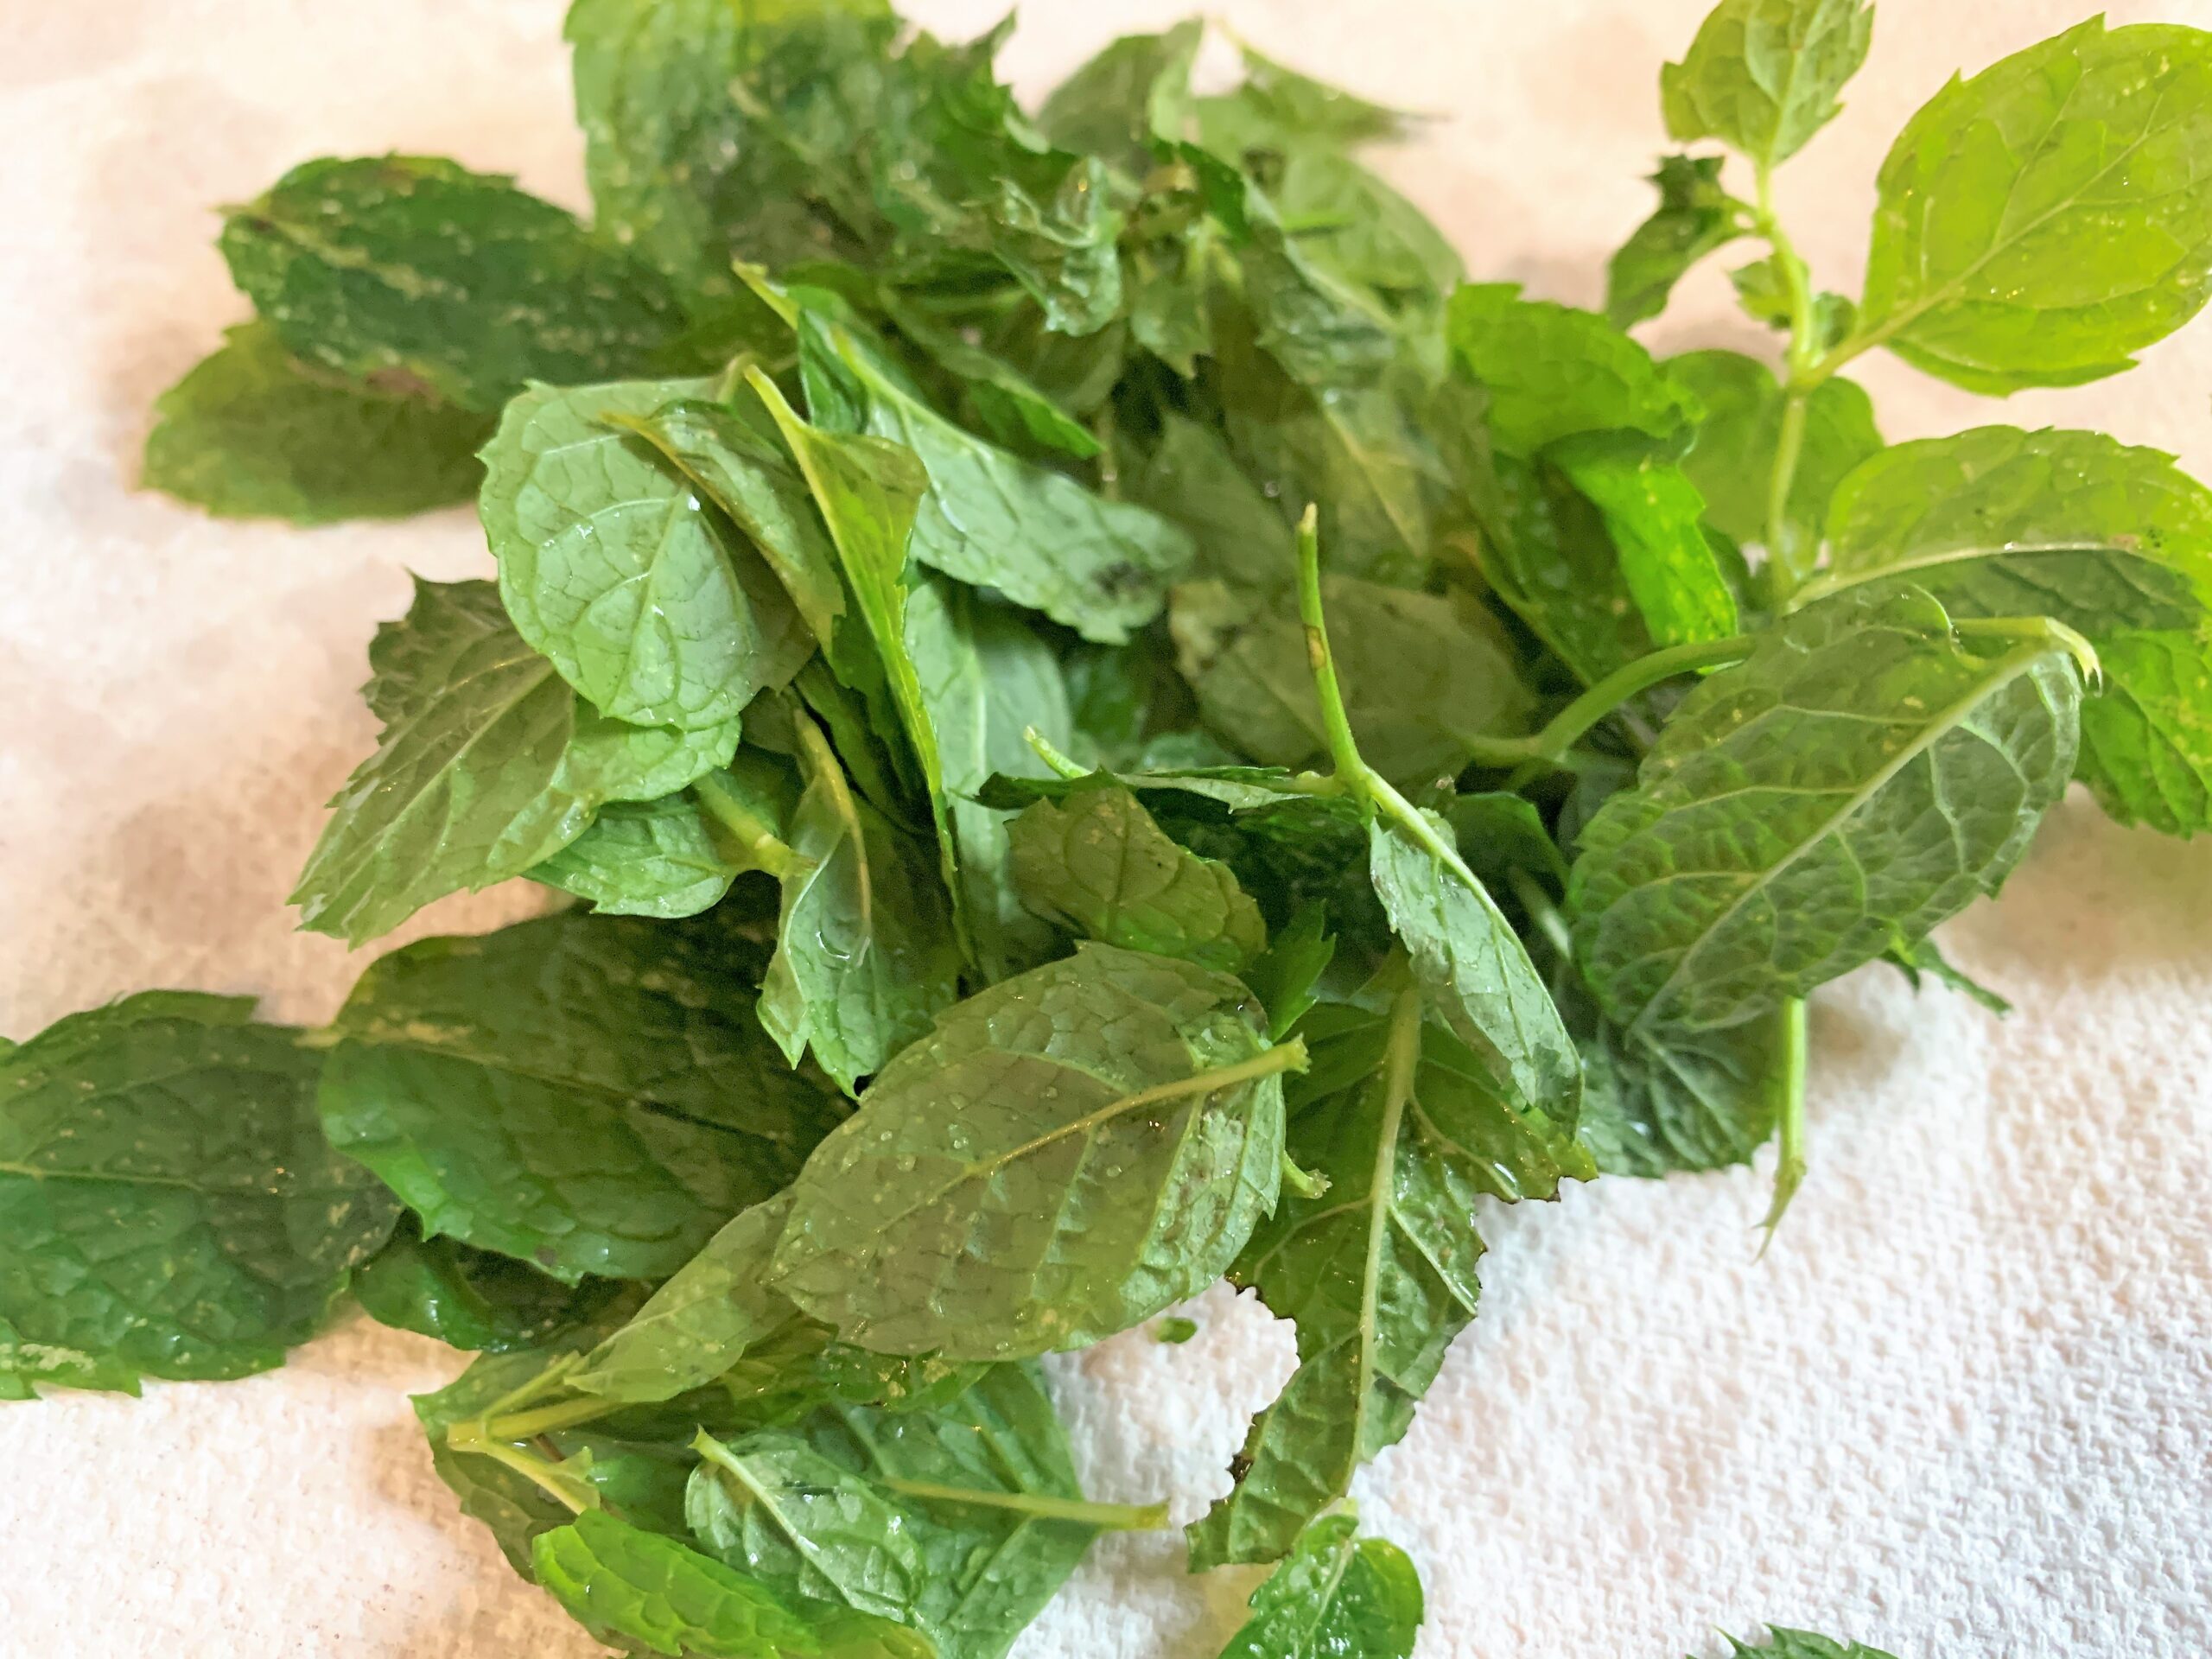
[9,0,2211,1652]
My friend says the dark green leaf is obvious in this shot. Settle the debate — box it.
[1211,1512,1424,1659]
[1036,22,1203,178]
[318,909,842,1281]
[532,1509,930,1658]
[798,308,1192,644]
[1007,783,1268,971]
[1548,431,1740,647]
[1669,349,1881,563]
[0,994,397,1395]
[1207,44,1415,147]
[1128,414,1296,596]
[1605,155,1749,328]
[1886,938,2012,1017]
[1192,983,1584,1565]
[768,944,1296,1358]
[291,579,741,944]
[529,791,744,919]
[878,295,1100,461]
[1661,0,1873,166]
[142,322,490,524]
[1860,19,2212,392]
[1574,1003,1789,1177]
[1446,283,1700,458]
[1570,587,2083,1035]
[220,155,685,412]
[1808,426,2212,835]
[353,1213,620,1354]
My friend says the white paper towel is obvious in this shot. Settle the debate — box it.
[2,3,2208,1655]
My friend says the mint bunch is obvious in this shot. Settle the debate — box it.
[10,1,2209,1652]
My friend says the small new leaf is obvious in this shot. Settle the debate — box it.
[1605,154,1749,328]
[1212,1512,1424,1659]
[1661,0,1873,167]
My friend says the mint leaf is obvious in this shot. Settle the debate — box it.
[759,715,963,1096]
[1809,426,2212,835]
[1569,587,2083,1035]
[290,580,741,944]
[319,909,841,1281]
[1574,1003,1789,1177]
[1211,1512,1424,1659]
[220,156,685,412]
[1605,155,1750,328]
[1859,19,2212,392]
[1036,22,1202,178]
[0,994,397,1395]
[1130,414,1298,596]
[1007,782,1268,972]
[797,308,1192,644]
[1716,1630,1901,1659]
[767,944,1300,1359]
[1548,431,1741,648]
[353,1214,620,1354]
[532,1510,930,1659]
[877,295,1101,461]
[1661,0,1873,166]
[1669,349,1881,563]
[1727,252,1854,352]
[529,791,746,918]
[1192,983,1585,1566]
[142,322,490,523]
[1446,283,1701,457]
[480,377,812,732]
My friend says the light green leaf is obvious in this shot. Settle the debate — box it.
[1172,576,1534,785]
[481,378,810,732]
[319,909,842,1282]
[1669,349,1882,563]
[220,155,685,413]
[1036,22,1203,177]
[1569,586,2083,1035]
[292,580,741,943]
[1008,783,1267,972]
[1548,431,1740,648]
[1446,283,1701,458]
[797,308,1192,644]
[1719,1630,1902,1659]
[1661,0,1873,166]
[1211,1512,1424,1659]
[1728,252,1856,352]
[1807,425,2212,836]
[142,322,491,524]
[1370,818,1583,1123]
[0,994,397,1395]
[1207,44,1415,147]
[1192,984,1585,1566]
[1605,155,1750,328]
[529,791,743,918]
[532,1510,930,1659]
[1859,18,2212,393]
[758,717,963,1096]
[768,944,1298,1359]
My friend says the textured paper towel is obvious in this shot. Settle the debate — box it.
[2,2,2209,1655]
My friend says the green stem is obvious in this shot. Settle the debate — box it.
[1024,728,1092,781]
[1952,614,2101,683]
[445,1421,596,1513]
[695,772,796,877]
[1279,1150,1330,1200]
[1294,503,1373,796]
[1755,997,1810,1255]
[1752,159,1821,602]
[880,1479,1170,1532]
[485,1394,622,1442]
[1506,869,1573,963]
[1461,634,1757,772]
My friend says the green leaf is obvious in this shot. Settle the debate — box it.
[1569,587,2083,1035]
[529,791,744,918]
[1727,253,1855,353]
[480,377,811,732]
[906,575,1077,982]
[1808,426,2212,835]
[759,717,963,1096]
[1717,1630,1901,1659]
[353,1213,620,1354]
[565,0,900,302]
[532,1509,930,1659]
[1243,906,1338,1041]
[220,156,685,413]
[1007,783,1268,972]
[1605,155,1750,328]
[877,296,1101,461]
[1192,983,1585,1566]
[797,308,1192,644]
[291,579,741,944]
[0,994,397,1395]
[1548,432,1740,648]
[768,944,1299,1359]
[1573,1001,1789,1177]
[1370,818,1583,1124]
[1885,937,2012,1017]
[1036,22,1202,178]
[1172,576,1534,785]
[1209,44,1415,147]
[1129,415,1297,596]
[1661,0,1872,166]
[1859,18,2212,393]
[1445,283,1701,457]
[141,322,491,524]
[318,909,842,1282]
[1211,1512,1424,1659]
[1669,349,1881,563]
